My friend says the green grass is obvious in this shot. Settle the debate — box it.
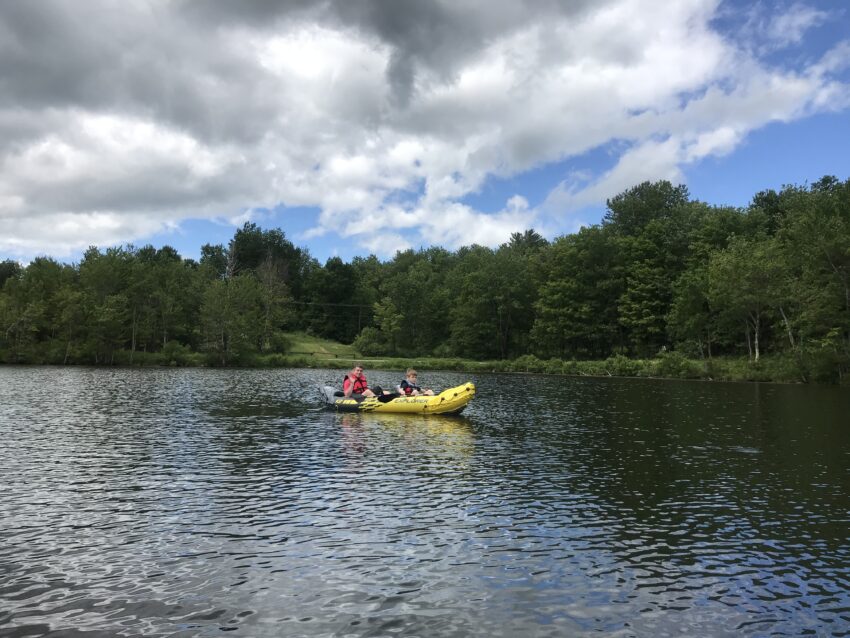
[11,331,837,384]
[267,345,826,385]
[283,331,358,360]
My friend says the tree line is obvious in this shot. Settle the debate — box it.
[1,176,848,382]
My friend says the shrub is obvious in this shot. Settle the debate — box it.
[561,359,578,375]
[513,354,546,372]
[352,327,388,356]
[267,332,292,354]
[126,350,160,367]
[655,351,704,379]
[801,343,846,384]
[158,341,193,366]
[603,354,643,377]
[542,358,564,374]
[431,343,454,358]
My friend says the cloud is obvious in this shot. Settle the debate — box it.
[417,195,538,251]
[357,231,413,258]
[308,193,537,258]
[543,137,684,214]
[763,2,830,50]
[0,0,848,259]
[542,30,850,215]
[0,210,176,257]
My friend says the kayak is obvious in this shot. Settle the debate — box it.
[320,382,475,415]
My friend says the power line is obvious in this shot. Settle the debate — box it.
[287,300,372,309]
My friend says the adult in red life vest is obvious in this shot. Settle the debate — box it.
[343,364,375,398]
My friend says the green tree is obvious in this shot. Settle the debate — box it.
[303,257,361,343]
[618,254,669,355]
[349,254,384,334]
[708,236,787,362]
[604,185,700,354]
[200,243,228,280]
[532,226,623,358]
[445,245,500,359]
[0,277,41,362]
[91,294,130,364]
[55,287,86,364]
[377,248,454,356]
[0,260,21,289]
[228,223,312,299]
[0,257,77,362]
[668,264,715,358]
[777,176,850,379]
[256,256,294,352]
[200,275,262,365]
[603,181,690,237]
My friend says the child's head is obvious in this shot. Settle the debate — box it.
[406,368,418,380]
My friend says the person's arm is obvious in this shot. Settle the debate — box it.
[343,375,353,397]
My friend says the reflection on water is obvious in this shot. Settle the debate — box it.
[337,411,475,464]
[1,367,849,637]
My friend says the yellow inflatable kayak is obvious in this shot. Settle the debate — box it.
[320,382,475,415]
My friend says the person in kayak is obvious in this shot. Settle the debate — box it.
[343,364,375,398]
[343,364,394,399]
[399,369,434,396]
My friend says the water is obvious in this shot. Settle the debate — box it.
[1,367,849,637]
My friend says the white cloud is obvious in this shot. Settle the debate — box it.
[543,137,684,214]
[765,2,829,49]
[417,196,538,251]
[811,40,850,79]
[541,31,850,216]
[0,211,174,258]
[0,0,847,259]
[358,231,413,257]
[731,1,832,56]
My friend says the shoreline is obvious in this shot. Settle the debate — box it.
[2,351,844,386]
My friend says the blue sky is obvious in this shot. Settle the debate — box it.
[1,0,849,265]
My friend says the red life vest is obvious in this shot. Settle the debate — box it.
[343,374,368,394]
[400,379,422,395]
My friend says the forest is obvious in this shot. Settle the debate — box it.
[1,177,848,383]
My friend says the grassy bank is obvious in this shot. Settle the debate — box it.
[270,352,818,385]
[260,339,835,385]
[4,332,842,385]
[116,351,834,385]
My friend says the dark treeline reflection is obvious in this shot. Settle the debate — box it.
[1,177,848,381]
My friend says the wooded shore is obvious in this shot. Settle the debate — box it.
[3,177,848,384]
[1,350,833,386]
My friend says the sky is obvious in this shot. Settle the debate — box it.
[1,0,849,265]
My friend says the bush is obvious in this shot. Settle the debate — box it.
[542,358,565,374]
[561,359,578,375]
[759,355,806,383]
[352,327,388,356]
[603,354,643,377]
[655,351,704,379]
[126,350,161,367]
[801,344,846,384]
[431,343,454,358]
[266,332,292,354]
[158,341,194,366]
[513,354,545,372]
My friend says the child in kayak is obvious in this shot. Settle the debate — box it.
[343,364,375,398]
[399,369,434,396]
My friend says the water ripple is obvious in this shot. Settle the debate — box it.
[1,367,849,636]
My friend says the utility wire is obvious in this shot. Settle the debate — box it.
[286,300,372,309]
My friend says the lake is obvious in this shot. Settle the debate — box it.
[1,366,848,637]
